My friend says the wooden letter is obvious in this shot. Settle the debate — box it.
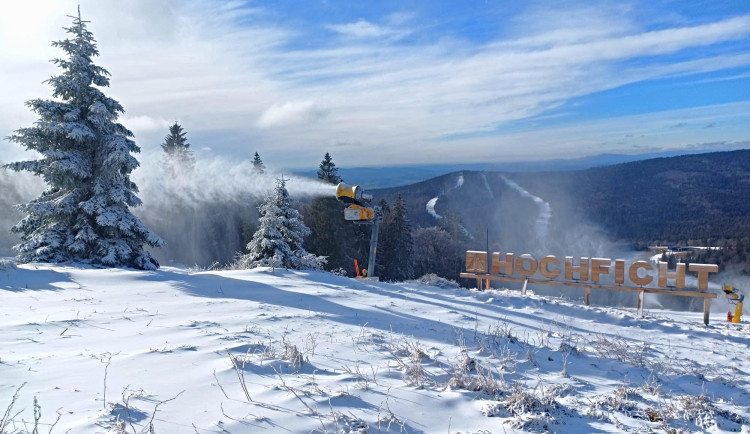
[628,261,653,286]
[465,251,487,273]
[657,262,686,288]
[492,252,514,275]
[614,259,625,284]
[590,258,611,282]
[540,255,561,279]
[515,254,538,277]
[564,257,589,281]
[688,263,719,291]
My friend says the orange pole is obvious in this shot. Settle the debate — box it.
[354,259,361,277]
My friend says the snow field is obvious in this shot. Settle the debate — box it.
[1,264,749,433]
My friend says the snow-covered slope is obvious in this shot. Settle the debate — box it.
[1,264,749,433]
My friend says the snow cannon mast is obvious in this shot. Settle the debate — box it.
[335,182,382,280]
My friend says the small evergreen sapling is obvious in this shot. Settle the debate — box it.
[4,9,163,269]
[236,176,325,270]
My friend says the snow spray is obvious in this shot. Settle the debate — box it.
[0,153,338,264]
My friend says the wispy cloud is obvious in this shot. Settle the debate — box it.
[327,19,408,39]
[257,101,328,128]
[0,1,748,168]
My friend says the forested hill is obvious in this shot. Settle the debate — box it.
[373,149,750,252]
[508,148,750,242]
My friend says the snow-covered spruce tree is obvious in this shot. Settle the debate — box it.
[4,10,164,270]
[235,176,325,270]
[160,122,195,177]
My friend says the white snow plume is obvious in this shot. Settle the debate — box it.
[0,155,337,265]
[500,175,551,240]
[134,153,337,204]
[0,168,45,255]
[131,154,337,266]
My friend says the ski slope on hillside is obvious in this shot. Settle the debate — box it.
[1,264,749,433]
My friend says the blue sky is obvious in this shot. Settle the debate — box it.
[0,0,748,169]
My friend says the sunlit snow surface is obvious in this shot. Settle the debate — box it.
[1,264,749,433]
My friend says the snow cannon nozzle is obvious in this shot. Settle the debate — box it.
[336,182,372,206]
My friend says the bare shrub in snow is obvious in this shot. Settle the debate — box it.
[446,353,504,398]
[282,335,305,372]
[390,336,426,362]
[586,386,641,421]
[187,261,224,272]
[412,274,460,288]
[662,394,747,431]
[341,363,377,390]
[496,381,568,431]
[331,411,369,434]
[587,334,649,369]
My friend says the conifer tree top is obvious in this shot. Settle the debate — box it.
[317,152,341,184]
[161,122,191,155]
[252,151,266,174]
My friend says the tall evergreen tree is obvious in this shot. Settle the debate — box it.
[160,122,195,176]
[4,10,163,269]
[317,152,341,184]
[378,195,414,281]
[305,152,347,270]
[236,176,325,270]
[252,152,266,174]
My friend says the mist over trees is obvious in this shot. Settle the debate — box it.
[3,11,163,269]
[161,122,195,178]
[252,152,266,174]
[234,176,325,270]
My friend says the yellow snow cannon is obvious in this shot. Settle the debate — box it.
[723,284,744,323]
[336,182,373,207]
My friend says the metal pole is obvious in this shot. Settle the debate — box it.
[367,208,382,279]
[486,228,490,275]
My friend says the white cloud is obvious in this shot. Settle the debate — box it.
[0,2,748,168]
[121,115,171,135]
[256,101,328,128]
[326,19,403,39]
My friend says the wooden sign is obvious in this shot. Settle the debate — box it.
[461,250,719,325]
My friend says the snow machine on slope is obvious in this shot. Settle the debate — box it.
[723,284,744,323]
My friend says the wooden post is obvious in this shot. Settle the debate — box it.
[584,287,591,306]
[521,279,528,296]
[703,298,711,326]
[476,278,482,290]
[637,290,645,316]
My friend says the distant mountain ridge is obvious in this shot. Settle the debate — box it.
[296,145,748,188]
[370,149,750,255]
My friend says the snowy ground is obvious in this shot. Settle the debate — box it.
[1,263,749,433]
